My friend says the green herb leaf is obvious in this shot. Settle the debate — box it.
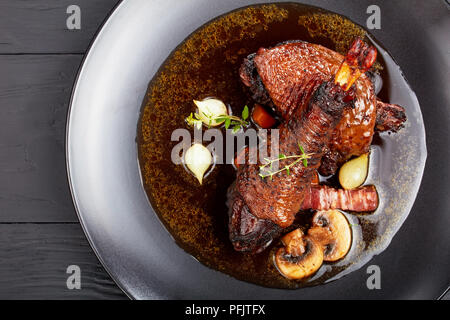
[258,142,313,180]
[225,118,231,129]
[242,105,249,121]
[215,116,228,122]
[303,159,308,167]
[299,144,305,155]
[186,113,203,129]
[186,102,250,133]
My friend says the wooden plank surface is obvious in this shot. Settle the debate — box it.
[0,54,127,297]
[0,55,82,222]
[0,0,120,54]
[0,0,127,297]
[0,224,126,299]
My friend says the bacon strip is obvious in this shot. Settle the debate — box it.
[301,185,378,212]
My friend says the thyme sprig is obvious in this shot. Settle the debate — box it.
[186,106,249,133]
[258,143,312,180]
[185,113,203,130]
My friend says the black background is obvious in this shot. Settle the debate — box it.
[0,0,448,299]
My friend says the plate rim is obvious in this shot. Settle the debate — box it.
[65,0,133,299]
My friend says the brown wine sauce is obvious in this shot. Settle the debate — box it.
[138,3,402,288]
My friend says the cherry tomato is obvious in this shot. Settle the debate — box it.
[252,104,276,129]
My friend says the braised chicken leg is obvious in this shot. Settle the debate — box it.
[228,38,378,252]
[240,40,406,175]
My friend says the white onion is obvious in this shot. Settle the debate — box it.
[184,143,213,185]
[193,98,228,126]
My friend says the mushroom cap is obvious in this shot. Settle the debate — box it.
[308,210,352,262]
[281,228,305,257]
[274,236,324,280]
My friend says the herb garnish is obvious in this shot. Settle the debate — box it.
[186,106,250,133]
[259,143,312,180]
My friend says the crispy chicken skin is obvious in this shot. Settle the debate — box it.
[240,41,406,175]
[229,39,384,253]
[234,81,353,228]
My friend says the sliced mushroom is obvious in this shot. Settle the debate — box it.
[281,228,306,257]
[275,229,323,280]
[308,210,352,262]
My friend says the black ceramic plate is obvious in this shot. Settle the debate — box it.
[67,0,450,299]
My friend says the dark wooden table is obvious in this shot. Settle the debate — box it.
[0,0,448,300]
[0,0,126,299]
